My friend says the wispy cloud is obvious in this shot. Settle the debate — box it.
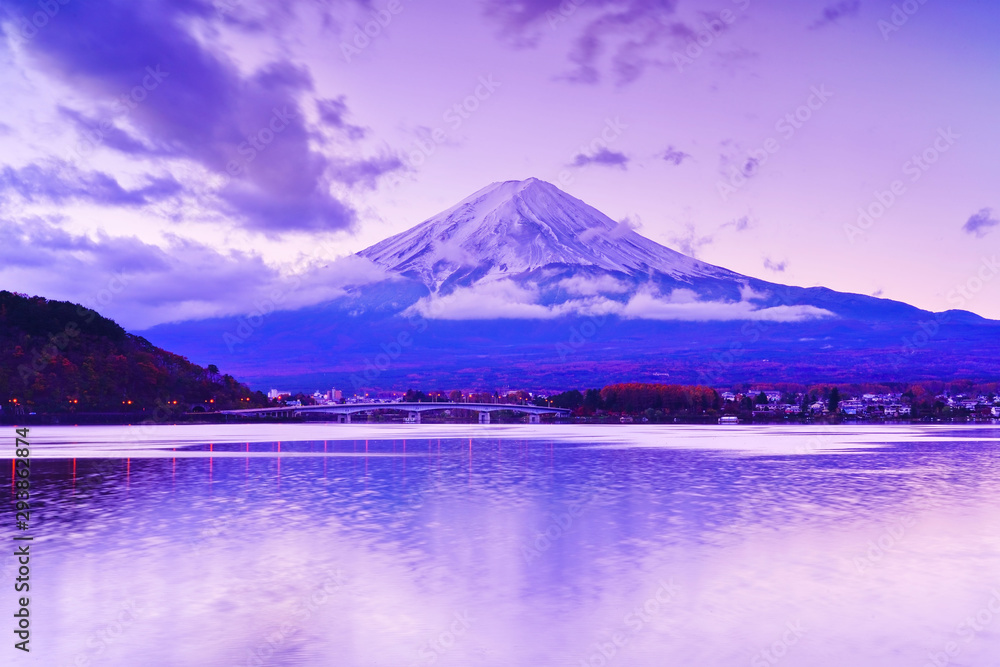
[0,161,181,207]
[669,222,714,258]
[316,96,368,140]
[572,147,629,168]
[763,257,787,272]
[407,279,835,322]
[809,1,861,29]
[482,0,697,85]
[962,208,998,238]
[661,145,690,166]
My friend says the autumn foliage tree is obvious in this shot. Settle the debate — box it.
[1,291,265,413]
[599,383,720,414]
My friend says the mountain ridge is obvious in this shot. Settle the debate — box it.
[358,178,735,292]
[137,179,1000,390]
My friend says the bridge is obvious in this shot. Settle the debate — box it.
[218,401,572,424]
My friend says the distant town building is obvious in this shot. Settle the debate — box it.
[267,389,291,400]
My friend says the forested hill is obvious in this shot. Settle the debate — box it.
[0,290,266,414]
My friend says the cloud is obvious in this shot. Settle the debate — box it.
[316,96,367,140]
[718,140,762,180]
[0,161,181,207]
[556,274,631,296]
[619,287,834,322]
[721,215,752,232]
[578,215,640,243]
[407,278,835,322]
[669,215,752,259]
[763,258,787,272]
[482,0,694,85]
[408,279,561,320]
[57,106,164,156]
[737,283,767,302]
[661,146,690,166]
[0,216,394,328]
[1,0,402,234]
[326,154,405,189]
[572,148,629,169]
[962,208,998,238]
[668,223,713,258]
[809,1,861,29]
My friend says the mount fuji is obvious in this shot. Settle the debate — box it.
[140,178,1000,391]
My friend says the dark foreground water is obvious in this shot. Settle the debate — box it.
[4,423,1000,666]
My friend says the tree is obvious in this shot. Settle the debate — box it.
[828,387,840,413]
[755,391,769,405]
[448,389,463,403]
[583,389,603,411]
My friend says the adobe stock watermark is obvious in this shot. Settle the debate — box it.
[844,127,958,243]
[242,569,348,667]
[672,0,752,74]
[695,283,802,386]
[7,0,71,44]
[222,233,356,351]
[407,611,474,666]
[946,255,999,310]
[555,314,609,361]
[340,0,409,63]
[384,75,501,187]
[17,271,130,382]
[923,588,1000,667]
[348,312,429,391]
[850,513,916,575]
[717,85,833,201]
[73,66,169,159]
[887,311,950,371]
[223,106,295,180]
[878,0,931,41]
[750,620,807,667]
[70,595,146,667]
[521,489,605,563]
[555,117,628,189]
[546,0,588,30]
[575,579,679,667]
[890,255,998,370]
[223,276,302,352]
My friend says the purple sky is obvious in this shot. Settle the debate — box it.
[0,0,997,327]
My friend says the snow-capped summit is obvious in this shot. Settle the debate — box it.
[359,178,736,290]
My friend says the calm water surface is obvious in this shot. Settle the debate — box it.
[5,423,1000,666]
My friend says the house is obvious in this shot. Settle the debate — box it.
[840,400,863,415]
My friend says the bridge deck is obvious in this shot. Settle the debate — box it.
[219,401,570,418]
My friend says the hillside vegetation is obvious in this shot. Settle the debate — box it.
[0,290,265,415]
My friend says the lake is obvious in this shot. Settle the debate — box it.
[6,423,1000,666]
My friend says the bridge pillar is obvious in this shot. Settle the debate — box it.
[478,412,491,424]
[528,413,540,424]
[408,412,421,424]
[337,414,351,424]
